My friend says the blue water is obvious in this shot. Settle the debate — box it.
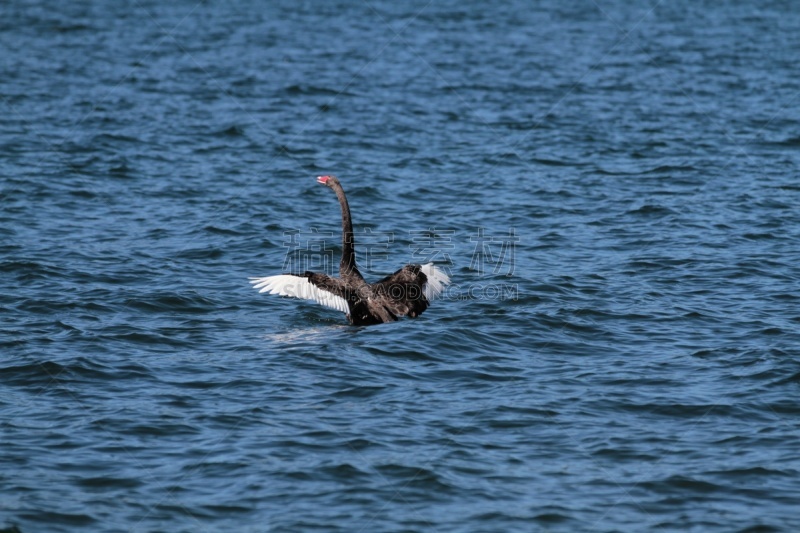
[3,1,800,531]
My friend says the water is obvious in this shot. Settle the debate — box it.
[2,1,800,531]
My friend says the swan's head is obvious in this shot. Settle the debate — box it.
[316,175,339,187]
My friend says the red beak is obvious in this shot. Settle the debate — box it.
[316,176,330,185]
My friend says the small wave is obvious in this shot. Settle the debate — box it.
[273,144,316,156]
[331,385,387,398]
[91,133,139,145]
[706,466,795,479]
[626,204,676,216]
[644,164,698,174]
[641,475,723,495]
[363,345,440,361]
[375,463,455,493]
[595,164,697,176]
[122,293,216,314]
[175,247,225,260]
[482,152,524,166]
[283,84,355,97]
[204,225,245,236]
[532,512,573,524]
[532,157,574,167]
[319,463,371,480]
[18,511,95,527]
[73,476,143,489]
[0,260,62,280]
[1,358,117,387]
[767,136,800,147]
[425,368,520,382]
[215,125,246,137]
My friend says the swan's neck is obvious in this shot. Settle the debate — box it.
[332,184,360,279]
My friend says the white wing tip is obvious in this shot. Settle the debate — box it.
[248,274,349,314]
[420,263,450,301]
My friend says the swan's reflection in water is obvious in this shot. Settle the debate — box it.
[261,324,353,345]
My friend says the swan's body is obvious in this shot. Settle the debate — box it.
[249,176,450,325]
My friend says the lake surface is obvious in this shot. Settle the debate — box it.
[2,1,800,531]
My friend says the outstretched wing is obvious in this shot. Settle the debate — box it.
[373,263,450,318]
[249,272,350,315]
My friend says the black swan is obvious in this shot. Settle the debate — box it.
[249,175,450,325]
